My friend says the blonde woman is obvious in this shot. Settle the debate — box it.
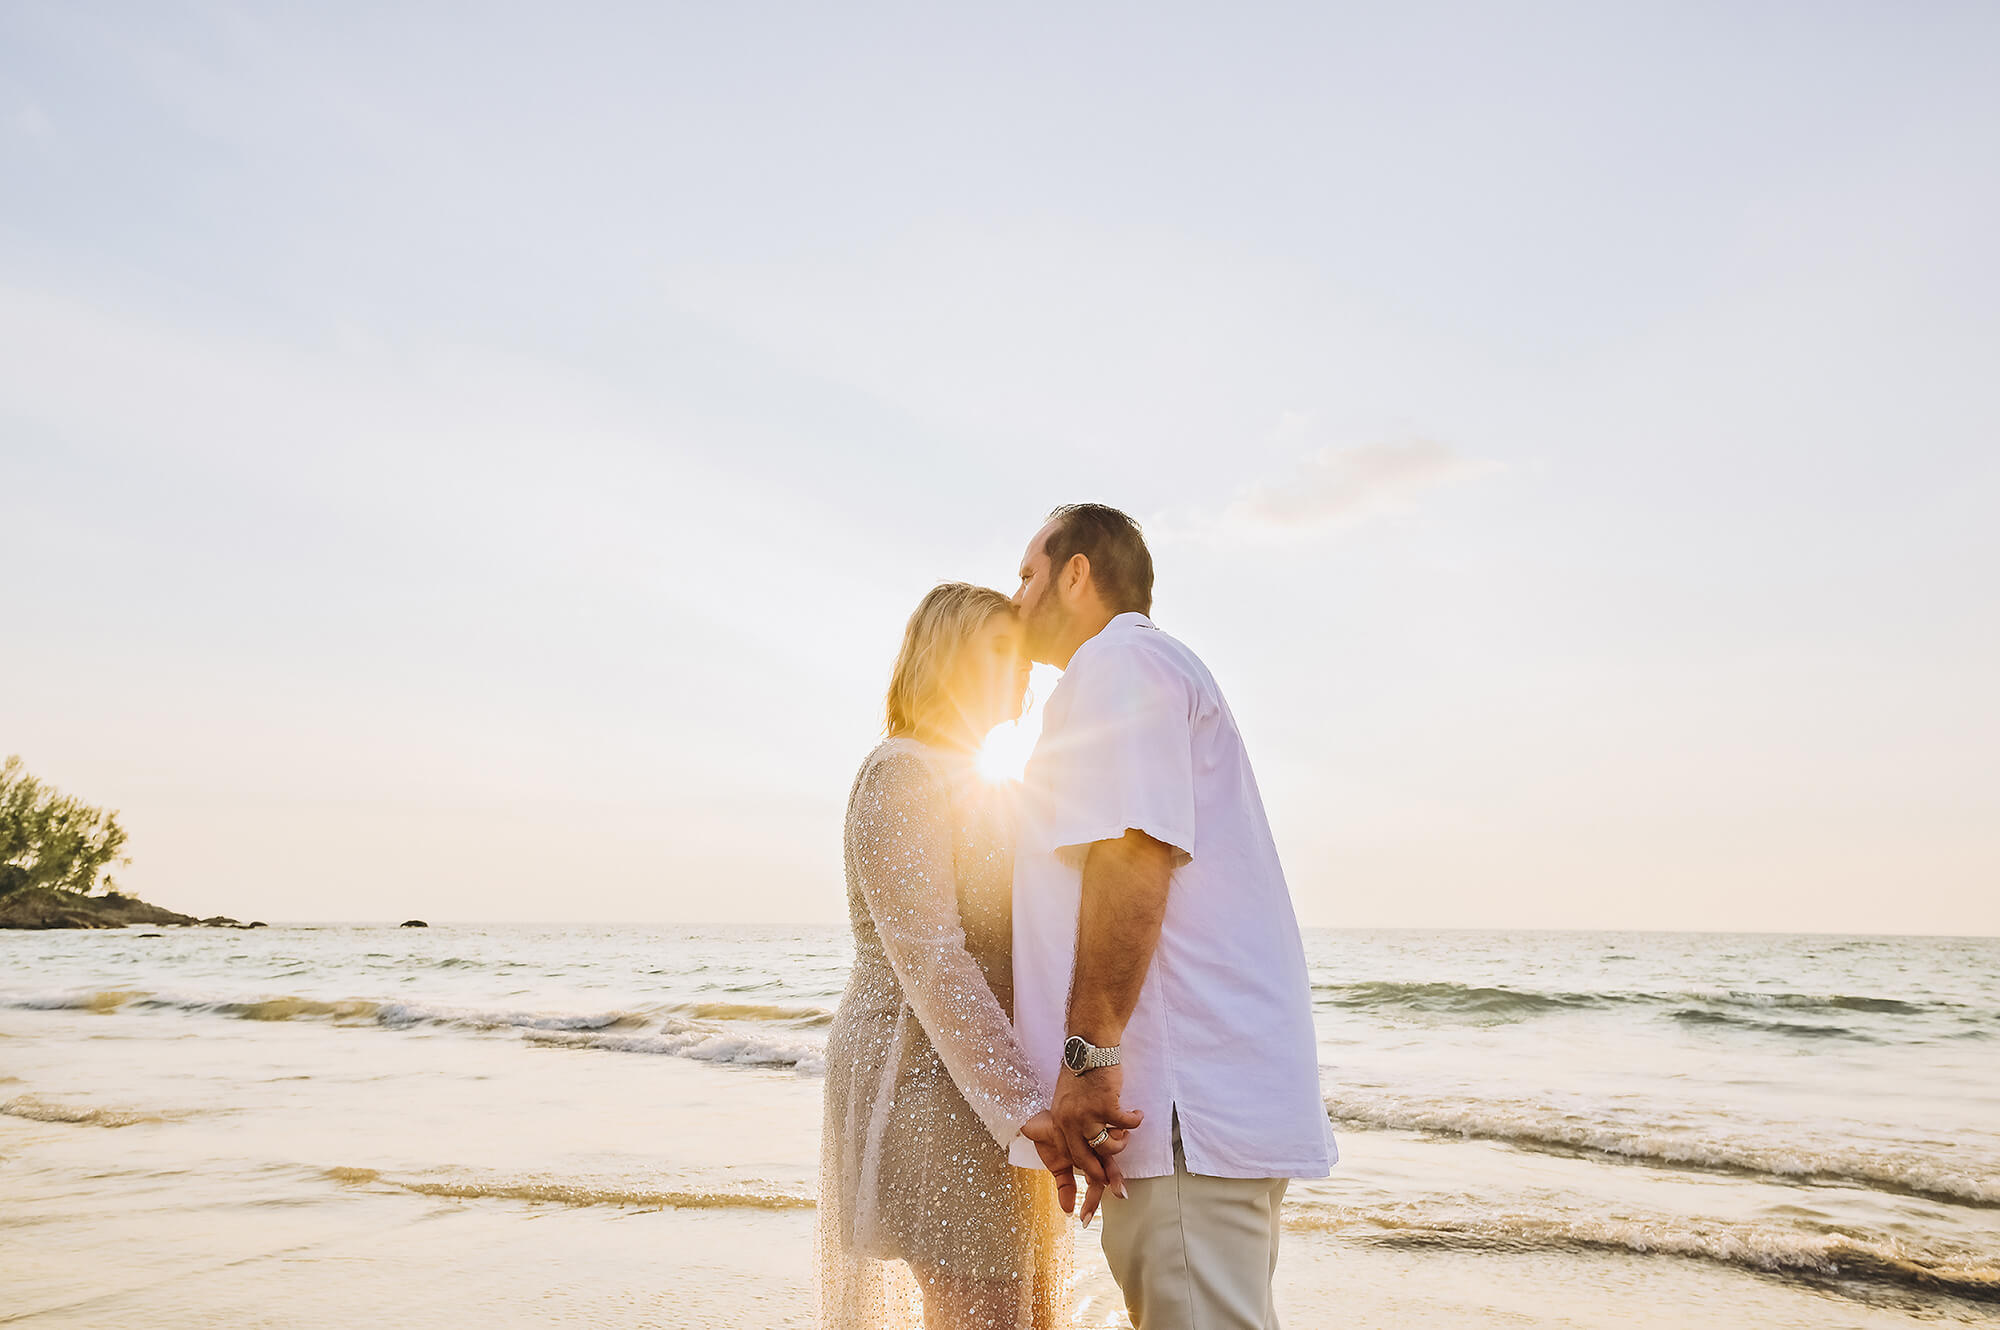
[819,583,1095,1330]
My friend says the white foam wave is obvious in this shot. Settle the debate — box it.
[1286,1201,2000,1301]
[526,1024,826,1075]
[1,987,146,1012]
[0,985,826,1075]
[371,1000,641,1032]
[1312,981,1952,1027]
[1327,1089,2000,1207]
[322,1165,814,1211]
[1,1093,171,1128]
[1,987,644,1033]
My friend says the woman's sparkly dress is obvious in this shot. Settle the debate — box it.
[818,738,1070,1329]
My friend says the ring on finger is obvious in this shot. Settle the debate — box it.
[1086,1126,1111,1148]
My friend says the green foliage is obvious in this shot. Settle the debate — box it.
[0,756,130,898]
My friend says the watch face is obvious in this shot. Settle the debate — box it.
[1063,1035,1088,1071]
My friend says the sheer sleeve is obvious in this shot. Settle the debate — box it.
[848,746,1049,1151]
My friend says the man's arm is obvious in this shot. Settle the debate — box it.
[1068,829,1176,1046]
[1049,828,1175,1190]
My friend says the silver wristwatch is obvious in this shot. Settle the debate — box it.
[1062,1034,1121,1075]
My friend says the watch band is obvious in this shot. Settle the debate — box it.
[1076,1043,1120,1072]
[1064,1034,1122,1074]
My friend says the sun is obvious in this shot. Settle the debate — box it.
[975,665,1053,783]
[975,718,1037,783]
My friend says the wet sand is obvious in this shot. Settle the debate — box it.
[6,995,1991,1329]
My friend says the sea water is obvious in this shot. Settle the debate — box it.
[3,924,1995,1327]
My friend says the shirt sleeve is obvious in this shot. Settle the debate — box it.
[1041,642,1197,870]
[846,748,1050,1151]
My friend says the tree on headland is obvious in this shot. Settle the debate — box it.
[0,756,130,898]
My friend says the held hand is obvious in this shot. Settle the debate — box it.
[1051,1065,1143,1196]
[1018,1110,1077,1216]
[1079,1173,1105,1228]
[1075,1125,1130,1227]
[1023,1110,1132,1227]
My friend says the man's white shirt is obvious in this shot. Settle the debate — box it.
[1008,613,1337,1181]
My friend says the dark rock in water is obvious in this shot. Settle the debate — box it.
[137,932,163,938]
[248,920,268,928]
[400,919,429,928]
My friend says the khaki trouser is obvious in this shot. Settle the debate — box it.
[1099,1113,1289,1330]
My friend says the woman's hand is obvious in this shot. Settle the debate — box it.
[1019,1110,1076,1215]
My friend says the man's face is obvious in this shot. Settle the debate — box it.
[1011,521,1067,665]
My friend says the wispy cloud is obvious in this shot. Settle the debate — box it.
[1234,438,1497,527]
[1158,424,1500,543]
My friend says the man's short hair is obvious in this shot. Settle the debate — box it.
[1043,503,1154,616]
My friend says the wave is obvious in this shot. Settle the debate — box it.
[368,1000,650,1032]
[1313,980,1951,1027]
[1285,1202,2000,1303]
[526,1024,826,1075]
[311,1165,1998,1303]
[1325,1090,2000,1207]
[1667,1008,1875,1041]
[673,1001,835,1027]
[1743,992,1928,1015]
[2,987,650,1032]
[1316,981,1602,1016]
[0,987,828,1076]
[1,1093,169,1129]
[4,987,150,1014]
[222,996,387,1022]
[322,1165,813,1211]
[1,988,833,1033]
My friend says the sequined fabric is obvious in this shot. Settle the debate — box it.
[819,738,1071,1329]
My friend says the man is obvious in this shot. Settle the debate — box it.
[1007,503,1336,1330]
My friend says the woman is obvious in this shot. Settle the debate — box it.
[819,583,1081,1330]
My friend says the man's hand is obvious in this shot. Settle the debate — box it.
[1051,1065,1143,1197]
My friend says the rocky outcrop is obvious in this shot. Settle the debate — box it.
[0,888,259,930]
[400,919,428,928]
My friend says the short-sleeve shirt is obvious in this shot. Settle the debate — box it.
[1007,613,1338,1181]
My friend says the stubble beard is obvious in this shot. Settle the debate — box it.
[1021,590,1068,666]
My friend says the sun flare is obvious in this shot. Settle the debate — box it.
[975,719,1036,783]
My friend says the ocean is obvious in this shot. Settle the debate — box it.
[3,924,1996,1328]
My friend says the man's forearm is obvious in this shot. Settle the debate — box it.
[1066,830,1175,1044]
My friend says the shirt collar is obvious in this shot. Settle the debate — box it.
[1069,612,1155,667]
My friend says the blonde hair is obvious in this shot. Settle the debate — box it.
[885,582,1016,741]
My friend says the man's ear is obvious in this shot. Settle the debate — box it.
[1062,553,1091,601]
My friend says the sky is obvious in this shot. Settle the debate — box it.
[2,3,1995,933]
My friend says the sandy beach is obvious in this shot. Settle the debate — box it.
[5,924,1995,1328]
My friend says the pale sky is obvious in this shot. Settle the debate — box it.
[3,3,1995,933]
